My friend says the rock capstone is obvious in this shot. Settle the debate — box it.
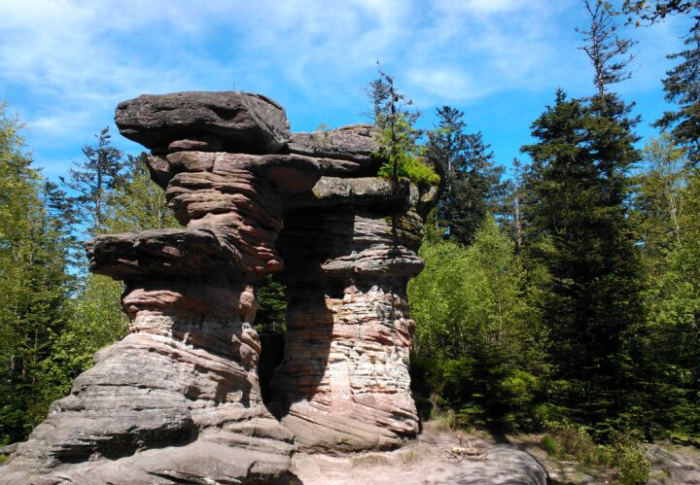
[115,91,290,154]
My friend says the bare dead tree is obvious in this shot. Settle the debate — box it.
[576,0,638,99]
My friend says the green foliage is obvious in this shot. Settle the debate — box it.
[617,444,651,485]
[426,106,505,245]
[655,15,700,165]
[0,126,179,444]
[545,423,649,485]
[369,67,440,188]
[41,274,129,399]
[61,127,126,236]
[255,274,287,333]
[0,102,76,444]
[622,0,697,25]
[521,90,645,433]
[633,134,687,262]
[541,435,561,456]
[409,218,546,431]
[375,112,440,187]
[105,153,179,233]
[376,151,440,186]
[635,168,700,436]
[41,150,179,398]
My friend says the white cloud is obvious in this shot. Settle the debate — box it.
[407,67,494,101]
[0,0,695,178]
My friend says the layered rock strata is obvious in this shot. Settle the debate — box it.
[1,92,307,485]
[0,91,440,484]
[269,139,440,451]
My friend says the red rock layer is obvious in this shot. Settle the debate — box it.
[269,179,436,451]
[1,92,314,485]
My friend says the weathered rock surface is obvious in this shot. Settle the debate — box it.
[115,91,290,153]
[1,92,305,485]
[267,176,433,451]
[288,123,381,176]
[646,444,700,485]
[289,425,549,485]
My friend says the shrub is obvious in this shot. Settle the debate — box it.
[545,424,650,484]
[541,435,561,456]
[377,153,440,187]
[616,443,650,485]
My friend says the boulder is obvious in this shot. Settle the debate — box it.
[646,444,700,485]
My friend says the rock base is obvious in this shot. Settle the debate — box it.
[288,426,548,485]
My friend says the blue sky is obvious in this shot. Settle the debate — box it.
[0,0,694,181]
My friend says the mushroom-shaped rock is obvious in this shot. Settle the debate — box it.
[115,91,290,154]
[0,90,445,485]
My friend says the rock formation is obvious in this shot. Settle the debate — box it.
[0,91,439,484]
[269,172,438,451]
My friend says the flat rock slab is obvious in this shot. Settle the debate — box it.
[288,124,381,175]
[115,91,290,153]
[646,444,700,485]
[85,229,240,279]
[290,439,547,485]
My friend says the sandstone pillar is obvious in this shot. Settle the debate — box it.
[1,92,316,485]
[269,176,439,451]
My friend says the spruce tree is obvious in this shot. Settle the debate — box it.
[522,89,644,431]
[426,106,504,245]
[520,1,644,432]
[61,127,125,236]
[655,15,700,165]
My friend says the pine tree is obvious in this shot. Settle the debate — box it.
[521,89,644,432]
[655,15,700,165]
[61,127,125,236]
[426,106,504,245]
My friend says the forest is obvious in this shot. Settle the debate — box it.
[0,1,698,483]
